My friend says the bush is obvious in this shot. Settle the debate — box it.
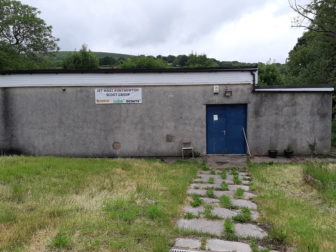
[63,44,99,69]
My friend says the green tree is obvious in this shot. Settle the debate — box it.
[99,56,117,66]
[258,63,284,86]
[63,45,99,70]
[119,55,168,69]
[185,53,219,68]
[287,0,336,85]
[0,0,59,57]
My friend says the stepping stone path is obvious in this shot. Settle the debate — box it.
[171,156,277,252]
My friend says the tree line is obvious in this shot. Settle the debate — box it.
[0,0,335,87]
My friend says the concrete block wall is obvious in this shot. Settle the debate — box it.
[248,92,332,155]
[0,85,332,156]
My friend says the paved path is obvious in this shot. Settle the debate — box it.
[171,156,277,252]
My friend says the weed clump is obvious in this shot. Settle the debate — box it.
[191,194,202,207]
[219,195,233,209]
[234,188,244,198]
[233,207,251,222]
[206,188,215,198]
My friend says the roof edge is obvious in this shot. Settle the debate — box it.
[0,66,258,75]
[254,86,334,92]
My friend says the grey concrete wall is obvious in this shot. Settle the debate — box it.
[0,85,332,156]
[248,92,332,155]
[0,88,6,151]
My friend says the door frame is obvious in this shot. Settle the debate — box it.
[205,104,248,155]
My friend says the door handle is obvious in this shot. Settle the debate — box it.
[222,130,226,135]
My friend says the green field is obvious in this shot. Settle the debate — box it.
[0,156,200,251]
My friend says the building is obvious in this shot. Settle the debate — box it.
[0,67,333,157]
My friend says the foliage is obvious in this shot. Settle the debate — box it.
[0,0,59,57]
[258,63,284,86]
[185,53,219,68]
[287,0,336,85]
[63,44,99,70]
[120,55,168,69]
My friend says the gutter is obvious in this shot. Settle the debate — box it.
[250,70,256,92]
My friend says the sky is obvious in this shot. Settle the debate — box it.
[21,0,308,63]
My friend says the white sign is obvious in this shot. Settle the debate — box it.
[213,114,218,121]
[95,88,142,104]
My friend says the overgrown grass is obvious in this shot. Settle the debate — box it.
[224,219,236,239]
[0,156,199,251]
[250,162,336,252]
[219,195,233,209]
[233,207,251,222]
[234,188,244,198]
[190,194,202,207]
[304,162,336,203]
[220,181,229,191]
[206,188,215,198]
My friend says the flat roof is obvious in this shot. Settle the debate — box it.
[0,66,258,75]
[254,85,334,92]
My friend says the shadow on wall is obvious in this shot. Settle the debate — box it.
[0,148,23,156]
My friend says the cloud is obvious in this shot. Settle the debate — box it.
[21,0,305,62]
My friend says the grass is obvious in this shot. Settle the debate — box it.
[219,195,233,209]
[233,207,251,222]
[191,194,203,207]
[234,188,245,198]
[224,219,236,239]
[207,177,215,184]
[233,174,242,184]
[249,162,336,252]
[220,181,229,191]
[0,156,199,252]
[220,171,227,179]
[303,162,336,203]
[206,188,215,198]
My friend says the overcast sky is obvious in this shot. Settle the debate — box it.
[21,0,307,63]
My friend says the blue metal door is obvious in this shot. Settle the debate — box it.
[206,104,247,154]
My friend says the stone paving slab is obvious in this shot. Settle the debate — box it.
[231,199,257,209]
[201,197,220,204]
[183,206,204,215]
[228,185,250,191]
[174,238,201,249]
[190,183,221,189]
[176,218,224,236]
[234,223,268,239]
[243,192,256,199]
[212,207,239,218]
[206,239,252,252]
[187,188,207,196]
[196,174,222,180]
[251,210,260,221]
[193,178,223,184]
[214,190,234,198]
